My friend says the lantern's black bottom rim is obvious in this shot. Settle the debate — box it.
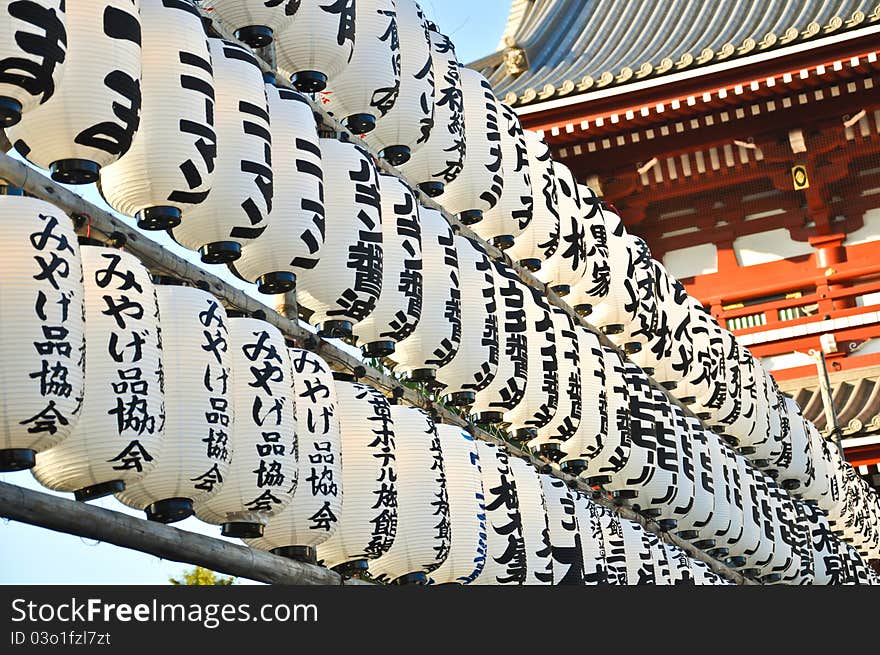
[145,497,193,524]
[74,479,125,502]
[380,145,411,166]
[551,284,570,297]
[513,427,538,442]
[0,448,36,472]
[723,435,740,447]
[623,342,641,355]
[391,572,427,585]
[535,442,564,462]
[271,546,317,565]
[612,489,638,500]
[0,96,22,127]
[657,519,678,532]
[740,568,762,579]
[361,340,396,358]
[762,573,783,583]
[575,303,593,317]
[692,539,716,550]
[333,559,368,577]
[560,459,588,475]
[677,529,699,540]
[318,320,353,341]
[459,209,483,225]
[738,446,757,455]
[407,368,437,384]
[200,241,241,265]
[679,396,697,405]
[137,205,181,231]
[291,70,327,93]
[473,411,504,425]
[583,475,612,487]
[257,271,296,295]
[642,367,655,376]
[600,323,624,336]
[78,236,105,247]
[492,234,515,250]
[519,258,541,272]
[781,479,801,491]
[222,522,264,539]
[752,459,770,469]
[234,25,274,48]
[50,159,100,185]
[710,425,726,434]
[332,372,357,382]
[419,181,444,197]
[696,412,712,421]
[641,508,662,518]
[444,391,476,408]
[764,469,779,478]
[661,380,677,390]
[344,113,376,135]
[706,547,729,558]
[725,556,748,569]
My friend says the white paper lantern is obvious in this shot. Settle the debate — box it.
[295,138,383,340]
[673,416,717,545]
[717,447,746,563]
[316,380,397,573]
[744,471,777,577]
[389,206,459,382]
[471,442,526,585]
[396,27,463,197]
[0,197,84,472]
[193,318,296,537]
[246,348,343,564]
[665,404,696,521]
[763,478,796,582]
[698,433,734,559]
[534,161,587,295]
[0,0,66,126]
[574,493,609,585]
[202,0,296,48]
[508,455,553,584]
[116,285,231,523]
[587,225,642,347]
[275,0,354,93]
[33,245,164,500]
[529,308,580,461]
[475,101,532,249]
[321,0,399,134]
[619,517,657,585]
[233,85,325,294]
[727,457,763,568]
[369,405,449,584]
[593,503,628,584]
[100,0,214,231]
[638,389,683,523]
[799,420,833,502]
[427,423,487,584]
[559,327,605,473]
[506,129,558,272]
[364,0,433,164]
[469,260,528,424]
[568,185,611,316]
[645,531,673,585]
[776,396,815,493]
[171,38,272,265]
[7,0,141,184]
[603,235,657,354]
[503,285,558,441]
[352,173,421,357]
[540,475,583,585]
[436,235,498,406]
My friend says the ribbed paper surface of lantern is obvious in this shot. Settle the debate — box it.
[436,67,503,222]
[529,308,580,456]
[389,206,459,379]
[749,472,779,576]
[202,0,296,46]
[246,349,343,556]
[699,328,741,427]
[7,0,141,183]
[369,405,449,583]
[640,388,682,512]
[619,517,656,585]
[800,421,832,501]
[716,340,759,443]
[568,184,610,315]
[352,173,421,356]
[664,543,695,585]
[718,447,745,551]
[274,0,354,92]
[645,531,672,585]
[317,381,396,569]
[427,424,486,585]
[396,27,463,195]
[193,318,296,533]
[539,475,583,585]
[666,404,695,518]
[33,246,164,496]
[364,0,433,162]
[587,222,639,338]
[789,500,817,585]
[296,138,383,336]
[99,0,214,230]
[508,456,552,584]
[534,162,586,293]
[469,260,527,422]
[699,433,732,547]
[559,328,605,468]
[574,493,608,585]
[765,479,796,579]
[320,0,399,133]
[593,503,627,584]
[506,130,558,269]
[0,0,66,124]
[777,396,814,491]
[475,102,532,245]
[0,197,84,468]
[729,457,762,563]
[607,235,657,352]
[503,285,558,436]
[435,235,497,402]
[674,416,716,537]
[171,38,272,264]
[234,86,324,294]
[116,286,231,520]
[471,442,525,585]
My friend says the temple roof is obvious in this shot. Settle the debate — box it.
[473,0,880,108]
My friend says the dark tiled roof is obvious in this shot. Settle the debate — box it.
[474,0,880,107]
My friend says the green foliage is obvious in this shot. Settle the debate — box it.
[169,566,235,586]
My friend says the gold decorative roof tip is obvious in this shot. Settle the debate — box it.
[802,21,821,38]
[596,70,614,87]
[616,66,634,83]
[656,57,674,74]
[577,75,595,92]
[780,26,800,43]
[636,61,654,78]
[717,42,736,60]
[696,47,714,64]
[676,52,693,69]
[539,83,556,98]
[738,37,757,55]
[825,15,843,32]
[559,79,576,95]
[759,32,778,49]
[502,36,529,77]
[504,91,519,105]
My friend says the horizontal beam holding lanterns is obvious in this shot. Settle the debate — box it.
[0,481,368,586]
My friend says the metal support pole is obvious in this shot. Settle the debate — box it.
[815,350,844,454]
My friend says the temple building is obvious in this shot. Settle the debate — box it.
[473,0,880,491]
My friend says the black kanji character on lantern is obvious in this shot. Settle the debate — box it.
[108,439,154,472]
[19,400,69,434]
[190,463,224,492]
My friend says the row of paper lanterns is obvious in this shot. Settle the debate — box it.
[1,196,877,585]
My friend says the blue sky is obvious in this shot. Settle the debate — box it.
[0,0,511,585]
